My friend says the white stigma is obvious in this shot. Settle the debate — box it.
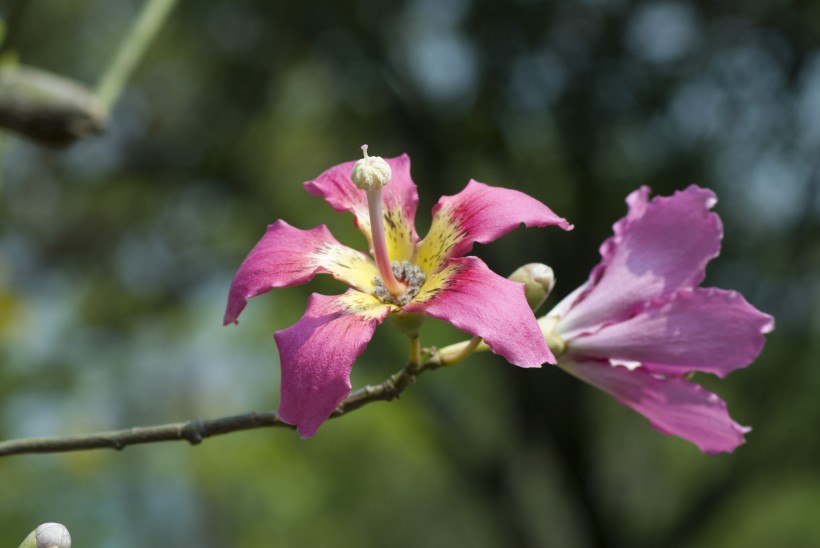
[351,144,392,191]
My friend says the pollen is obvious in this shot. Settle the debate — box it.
[373,260,426,305]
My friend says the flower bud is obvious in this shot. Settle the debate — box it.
[17,523,71,548]
[351,144,391,191]
[0,65,107,147]
[509,263,555,312]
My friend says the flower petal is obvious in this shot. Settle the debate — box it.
[415,180,572,276]
[558,186,722,338]
[224,220,378,324]
[405,256,553,367]
[568,288,774,378]
[303,153,419,262]
[274,291,392,438]
[561,360,750,454]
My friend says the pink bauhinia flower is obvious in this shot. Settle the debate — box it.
[225,146,572,437]
[539,186,773,453]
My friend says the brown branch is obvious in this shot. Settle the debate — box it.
[0,65,107,146]
[0,355,441,458]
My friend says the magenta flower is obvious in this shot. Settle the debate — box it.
[540,186,773,453]
[225,147,572,437]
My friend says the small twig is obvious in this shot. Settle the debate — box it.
[95,0,179,110]
[0,0,31,56]
[0,132,7,204]
[0,356,443,458]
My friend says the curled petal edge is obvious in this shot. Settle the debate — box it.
[560,359,750,454]
[559,185,723,338]
[567,287,774,378]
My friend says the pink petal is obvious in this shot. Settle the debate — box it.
[568,288,775,378]
[561,360,750,454]
[559,186,723,338]
[415,180,572,275]
[303,153,419,259]
[274,291,392,438]
[224,220,378,325]
[405,256,554,367]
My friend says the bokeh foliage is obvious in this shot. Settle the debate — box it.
[0,0,817,546]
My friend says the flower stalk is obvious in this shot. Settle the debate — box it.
[408,336,422,373]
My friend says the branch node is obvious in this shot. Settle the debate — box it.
[181,419,205,445]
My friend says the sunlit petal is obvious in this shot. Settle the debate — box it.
[558,185,722,338]
[407,256,553,367]
[568,287,775,378]
[415,180,571,276]
[224,220,378,324]
[275,291,392,438]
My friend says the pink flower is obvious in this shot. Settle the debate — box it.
[540,186,773,453]
[225,149,572,437]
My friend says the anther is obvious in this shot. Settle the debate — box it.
[351,144,392,191]
[373,261,426,305]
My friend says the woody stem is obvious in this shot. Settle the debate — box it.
[366,188,405,296]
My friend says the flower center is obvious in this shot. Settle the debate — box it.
[373,260,426,305]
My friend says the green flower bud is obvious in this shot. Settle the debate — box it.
[509,263,555,312]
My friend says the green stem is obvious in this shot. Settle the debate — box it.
[438,336,485,366]
[0,132,8,206]
[95,0,179,110]
[408,336,421,372]
[0,0,31,55]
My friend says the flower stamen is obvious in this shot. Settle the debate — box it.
[352,144,406,297]
[374,260,426,305]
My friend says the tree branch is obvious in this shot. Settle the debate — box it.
[0,354,442,458]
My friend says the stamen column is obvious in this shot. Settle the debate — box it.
[351,145,406,297]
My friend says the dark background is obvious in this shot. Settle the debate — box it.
[0,0,816,546]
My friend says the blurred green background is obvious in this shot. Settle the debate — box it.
[0,0,816,546]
